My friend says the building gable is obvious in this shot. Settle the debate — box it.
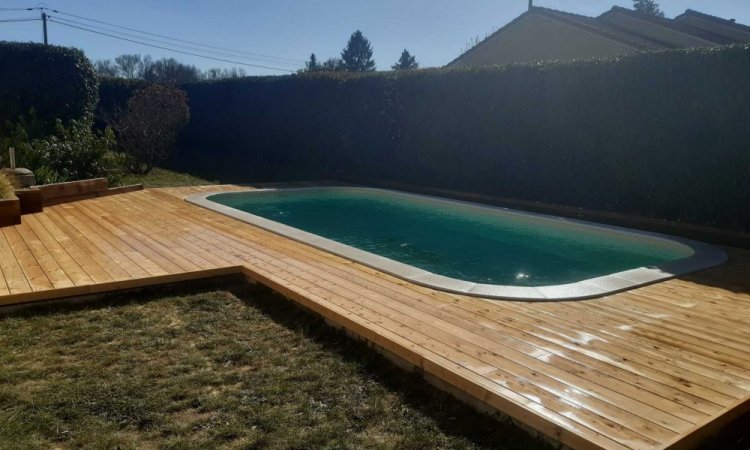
[449,10,644,68]
[449,5,749,69]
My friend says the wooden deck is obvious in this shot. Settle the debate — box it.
[1,185,749,450]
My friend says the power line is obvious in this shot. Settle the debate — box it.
[51,8,306,64]
[0,17,40,22]
[48,15,302,68]
[48,19,296,73]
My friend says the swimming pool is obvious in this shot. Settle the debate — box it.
[187,187,726,300]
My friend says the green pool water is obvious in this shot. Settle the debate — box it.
[209,188,693,287]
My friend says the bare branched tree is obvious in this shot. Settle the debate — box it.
[112,85,190,174]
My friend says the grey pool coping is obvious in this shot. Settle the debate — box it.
[185,187,728,302]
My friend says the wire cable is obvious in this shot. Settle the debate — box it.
[48,15,302,67]
[50,8,306,64]
[48,18,296,73]
[0,17,40,22]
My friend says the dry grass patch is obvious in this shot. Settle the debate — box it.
[118,167,214,188]
[0,172,17,199]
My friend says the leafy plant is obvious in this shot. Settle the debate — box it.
[15,119,122,185]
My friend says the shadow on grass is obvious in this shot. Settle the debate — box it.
[227,283,554,450]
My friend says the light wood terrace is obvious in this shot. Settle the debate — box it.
[0,185,749,450]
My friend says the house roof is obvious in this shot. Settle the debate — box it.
[449,5,748,67]
[600,6,740,46]
[447,6,666,67]
[675,9,750,34]
[534,7,670,50]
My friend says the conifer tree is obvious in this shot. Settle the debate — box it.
[304,53,321,72]
[391,49,418,70]
[341,30,376,72]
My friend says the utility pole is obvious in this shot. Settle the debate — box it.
[41,10,48,45]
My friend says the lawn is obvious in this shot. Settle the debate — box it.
[118,167,215,188]
[0,281,553,450]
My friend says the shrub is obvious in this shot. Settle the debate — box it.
[0,41,98,139]
[0,172,16,200]
[15,119,122,185]
[112,85,190,174]
[99,45,750,231]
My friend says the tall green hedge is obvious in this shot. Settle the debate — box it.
[100,45,750,231]
[0,41,98,136]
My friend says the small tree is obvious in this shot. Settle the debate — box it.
[304,53,321,72]
[94,59,119,77]
[114,54,142,79]
[633,0,664,17]
[321,58,345,72]
[341,30,376,72]
[113,85,190,174]
[391,49,418,70]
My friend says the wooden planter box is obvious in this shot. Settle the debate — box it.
[0,197,21,227]
[37,177,108,206]
[15,188,43,214]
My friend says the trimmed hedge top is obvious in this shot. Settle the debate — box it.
[100,44,750,231]
[0,41,98,136]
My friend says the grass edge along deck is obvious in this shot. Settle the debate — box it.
[0,185,749,450]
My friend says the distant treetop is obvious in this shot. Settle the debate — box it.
[392,49,418,70]
[632,0,665,17]
[94,53,247,82]
[341,30,376,72]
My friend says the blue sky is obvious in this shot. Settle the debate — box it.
[0,1,748,75]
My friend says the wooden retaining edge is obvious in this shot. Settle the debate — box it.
[37,178,109,206]
[12,182,144,212]
[0,266,242,307]
[660,397,750,450]
[366,180,750,249]
[0,197,21,227]
[97,184,144,197]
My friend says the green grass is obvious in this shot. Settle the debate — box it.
[118,168,215,188]
[0,282,554,450]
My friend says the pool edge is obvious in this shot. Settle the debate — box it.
[185,187,728,302]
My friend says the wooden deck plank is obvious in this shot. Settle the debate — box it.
[44,207,140,281]
[59,203,168,277]
[1,226,54,291]
[23,214,95,287]
[32,212,114,284]
[0,186,748,450]
[0,228,32,294]
[81,200,210,272]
